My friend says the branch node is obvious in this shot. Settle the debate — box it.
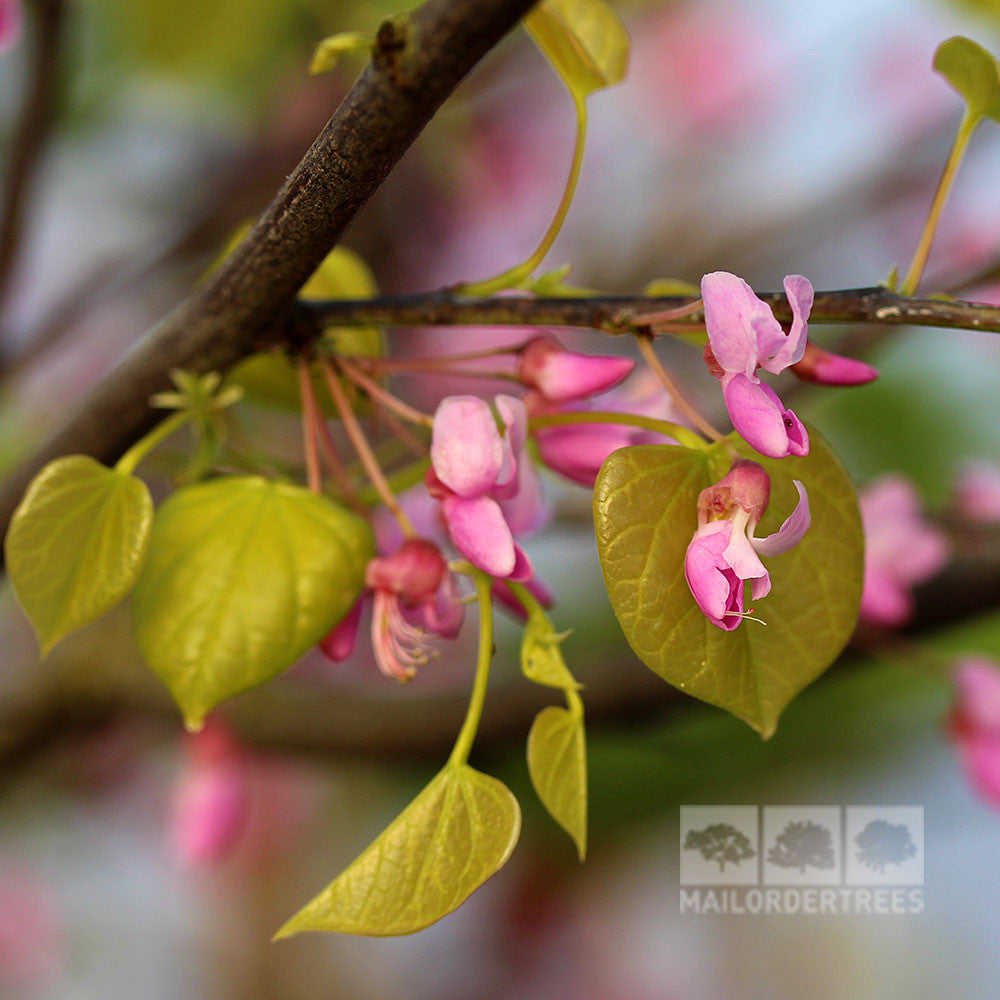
[374,14,413,90]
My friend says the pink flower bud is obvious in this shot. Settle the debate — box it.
[696,458,771,526]
[169,719,250,867]
[790,341,879,386]
[365,537,447,603]
[519,335,634,403]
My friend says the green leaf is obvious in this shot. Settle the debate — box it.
[132,476,373,729]
[521,609,579,690]
[5,456,153,654]
[275,763,520,938]
[593,429,863,737]
[525,0,629,98]
[310,31,371,75]
[933,36,1000,124]
[228,245,383,415]
[527,704,587,860]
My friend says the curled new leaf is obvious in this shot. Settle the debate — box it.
[527,704,588,860]
[275,764,520,937]
[526,0,629,98]
[521,609,579,691]
[132,476,373,730]
[934,36,1000,124]
[6,456,153,654]
[593,429,863,737]
[309,31,371,75]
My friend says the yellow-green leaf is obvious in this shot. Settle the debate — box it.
[132,476,373,729]
[6,456,153,654]
[527,704,587,860]
[228,245,383,415]
[525,0,629,98]
[593,429,863,737]
[275,763,520,938]
[521,609,579,690]
[934,36,1000,124]
[310,31,371,75]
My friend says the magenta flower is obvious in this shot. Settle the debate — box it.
[949,658,1000,808]
[0,0,22,53]
[429,394,543,579]
[954,460,1000,523]
[790,340,879,387]
[518,334,635,403]
[533,370,687,487]
[684,460,810,630]
[858,475,948,627]
[701,271,812,458]
[169,719,251,867]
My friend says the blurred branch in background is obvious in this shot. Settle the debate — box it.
[0,0,65,337]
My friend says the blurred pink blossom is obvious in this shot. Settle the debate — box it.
[858,475,948,627]
[169,719,251,868]
[954,460,1000,523]
[949,657,1000,808]
[0,866,60,990]
[0,0,22,54]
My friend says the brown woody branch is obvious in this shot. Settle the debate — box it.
[0,0,539,555]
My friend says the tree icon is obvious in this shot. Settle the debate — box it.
[854,820,917,873]
[767,820,836,872]
[684,823,756,872]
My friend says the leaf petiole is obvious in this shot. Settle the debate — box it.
[448,571,494,768]
[115,410,191,477]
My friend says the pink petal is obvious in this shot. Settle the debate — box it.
[508,544,534,582]
[492,574,556,620]
[759,275,813,373]
[499,457,550,537]
[702,271,781,379]
[318,598,364,662]
[858,563,913,627]
[721,518,768,581]
[421,572,465,639]
[752,480,810,557]
[494,393,527,491]
[441,494,516,577]
[955,461,1000,523]
[791,341,879,386]
[520,336,635,402]
[431,395,503,497]
[956,732,1000,808]
[723,375,809,458]
[0,0,22,53]
[953,658,1000,733]
[535,423,634,486]
[684,520,743,630]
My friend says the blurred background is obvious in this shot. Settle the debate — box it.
[3,0,1000,996]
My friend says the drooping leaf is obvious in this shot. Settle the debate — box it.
[132,476,373,729]
[525,0,629,98]
[593,429,863,737]
[275,763,520,938]
[933,36,1000,124]
[228,245,383,415]
[527,704,587,860]
[521,609,579,690]
[309,31,371,75]
[6,456,153,654]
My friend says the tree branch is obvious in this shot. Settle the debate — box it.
[0,0,538,553]
[295,286,1000,337]
[0,0,66,325]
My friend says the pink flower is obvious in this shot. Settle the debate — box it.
[858,476,948,627]
[684,460,810,630]
[518,334,634,403]
[0,867,59,990]
[0,0,22,53]
[365,537,464,681]
[169,718,251,867]
[429,394,545,579]
[790,340,879,387]
[533,370,685,487]
[949,658,1000,808]
[954,460,1000,523]
[701,271,812,458]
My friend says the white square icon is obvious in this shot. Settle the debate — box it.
[762,807,841,885]
[845,807,923,885]
[680,806,759,885]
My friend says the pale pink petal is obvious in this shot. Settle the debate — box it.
[752,481,811,557]
[441,494,516,576]
[431,395,503,497]
[759,275,813,373]
[750,574,771,601]
[723,375,809,458]
[858,563,913,627]
[953,658,1000,733]
[421,572,465,639]
[535,423,635,486]
[0,0,22,54]
[702,271,782,379]
[494,393,527,490]
[955,461,1000,523]
[956,733,1000,807]
[684,520,743,630]
[499,457,550,537]
[721,518,768,581]
[520,336,635,402]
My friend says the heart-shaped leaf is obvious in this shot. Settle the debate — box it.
[132,476,373,729]
[6,456,153,654]
[275,763,520,937]
[526,0,629,99]
[934,36,1000,124]
[527,704,587,860]
[593,430,863,737]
